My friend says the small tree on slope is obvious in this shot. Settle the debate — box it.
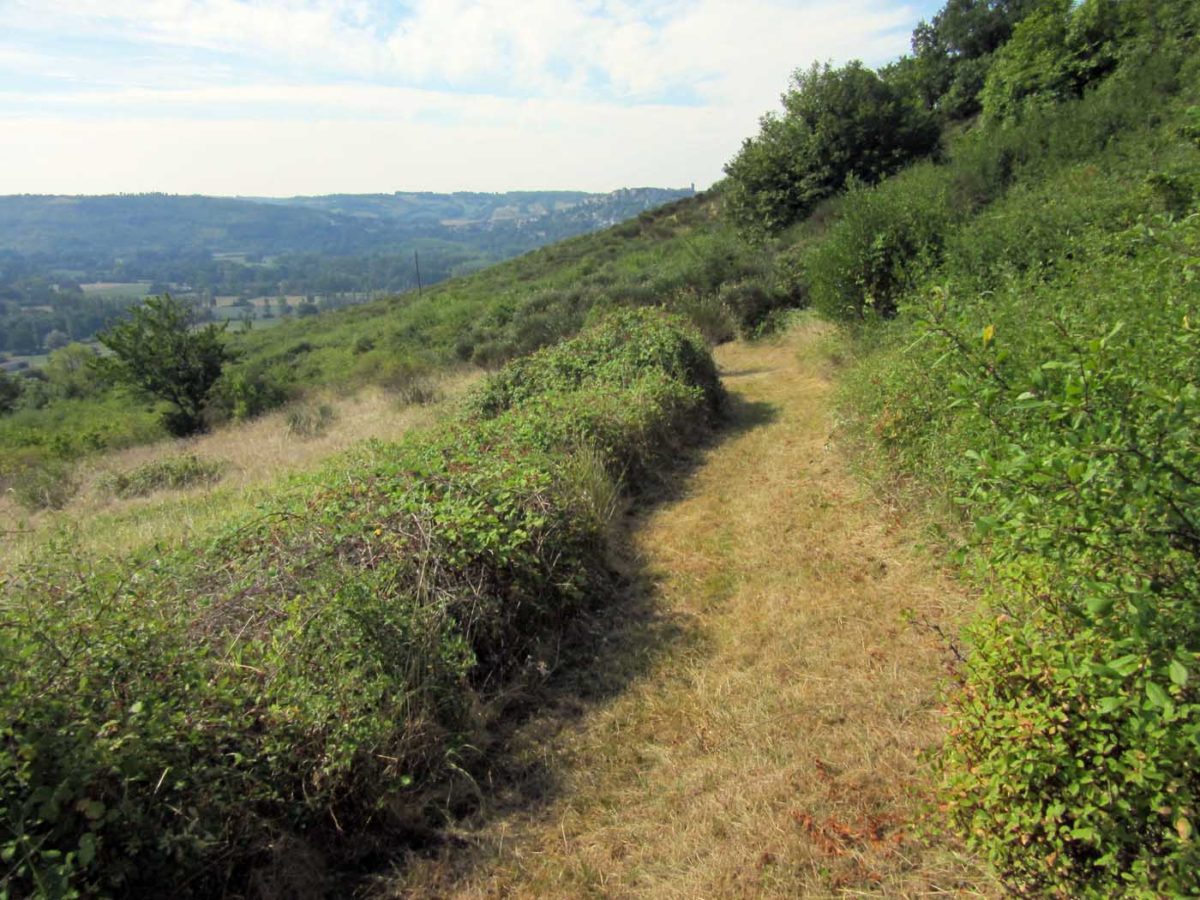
[96,294,231,436]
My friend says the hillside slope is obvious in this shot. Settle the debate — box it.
[391,321,995,897]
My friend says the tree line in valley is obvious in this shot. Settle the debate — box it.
[0,187,692,355]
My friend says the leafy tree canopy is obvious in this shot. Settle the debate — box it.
[95,294,232,436]
[980,0,1179,122]
[45,342,99,400]
[724,61,939,234]
[909,0,1045,118]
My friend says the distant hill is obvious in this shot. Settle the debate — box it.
[0,188,692,259]
[0,187,693,354]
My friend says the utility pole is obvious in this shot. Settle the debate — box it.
[414,250,423,298]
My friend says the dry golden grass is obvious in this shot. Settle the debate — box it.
[384,319,997,898]
[0,370,478,564]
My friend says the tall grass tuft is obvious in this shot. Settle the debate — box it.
[97,454,225,498]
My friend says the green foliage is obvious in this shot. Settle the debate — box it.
[0,309,722,896]
[800,36,1193,325]
[909,0,1045,118]
[41,329,69,352]
[804,165,957,320]
[43,343,99,401]
[923,216,1200,894]
[724,61,940,234]
[0,370,19,414]
[98,454,225,499]
[943,613,1198,894]
[469,307,723,422]
[716,280,780,337]
[205,363,288,425]
[95,295,233,436]
[672,287,736,345]
[0,395,163,474]
[6,457,78,511]
[980,0,1127,122]
[836,47,1200,891]
[284,402,336,439]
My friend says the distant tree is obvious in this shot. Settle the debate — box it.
[42,329,69,352]
[95,294,231,436]
[296,300,319,318]
[724,61,939,234]
[45,342,99,399]
[0,368,20,414]
[6,319,38,355]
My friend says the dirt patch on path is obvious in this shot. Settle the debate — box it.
[387,320,995,897]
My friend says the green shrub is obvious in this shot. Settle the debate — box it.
[943,612,1199,895]
[804,165,956,320]
[1146,169,1198,216]
[468,307,723,421]
[940,162,1144,289]
[848,210,1200,895]
[0,369,21,414]
[833,42,1200,891]
[98,454,225,498]
[206,364,288,424]
[671,287,735,345]
[469,338,515,369]
[0,309,723,896]
[717,279,779,337]
[724,61,939,234]
[284,403,336,439]
[7,458,78,511]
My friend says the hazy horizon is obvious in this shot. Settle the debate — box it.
[1,0,942,197]
[0,185,696,200]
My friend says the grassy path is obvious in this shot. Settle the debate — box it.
[389,321,994,897]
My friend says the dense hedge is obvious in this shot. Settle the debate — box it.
[925,217,1200,894]
[834,47,1200,895]
[0,308,723,897]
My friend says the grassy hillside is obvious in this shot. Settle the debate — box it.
[0,191,791,498]
[2,0,1198,895]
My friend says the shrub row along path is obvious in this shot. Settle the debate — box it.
[391,320,997,897]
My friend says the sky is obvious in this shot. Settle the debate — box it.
[0,0,944,197]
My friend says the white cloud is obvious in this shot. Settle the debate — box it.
[0,106,736,195]
[2,0,919,99]
[0,0,930,194]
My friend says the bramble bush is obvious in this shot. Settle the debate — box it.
[803,164,956,320]
[930,215,1200,894]
[842,199,1200,895]
[0,308,723,897]
[97,454,225,499]
[824,19,1200,888]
